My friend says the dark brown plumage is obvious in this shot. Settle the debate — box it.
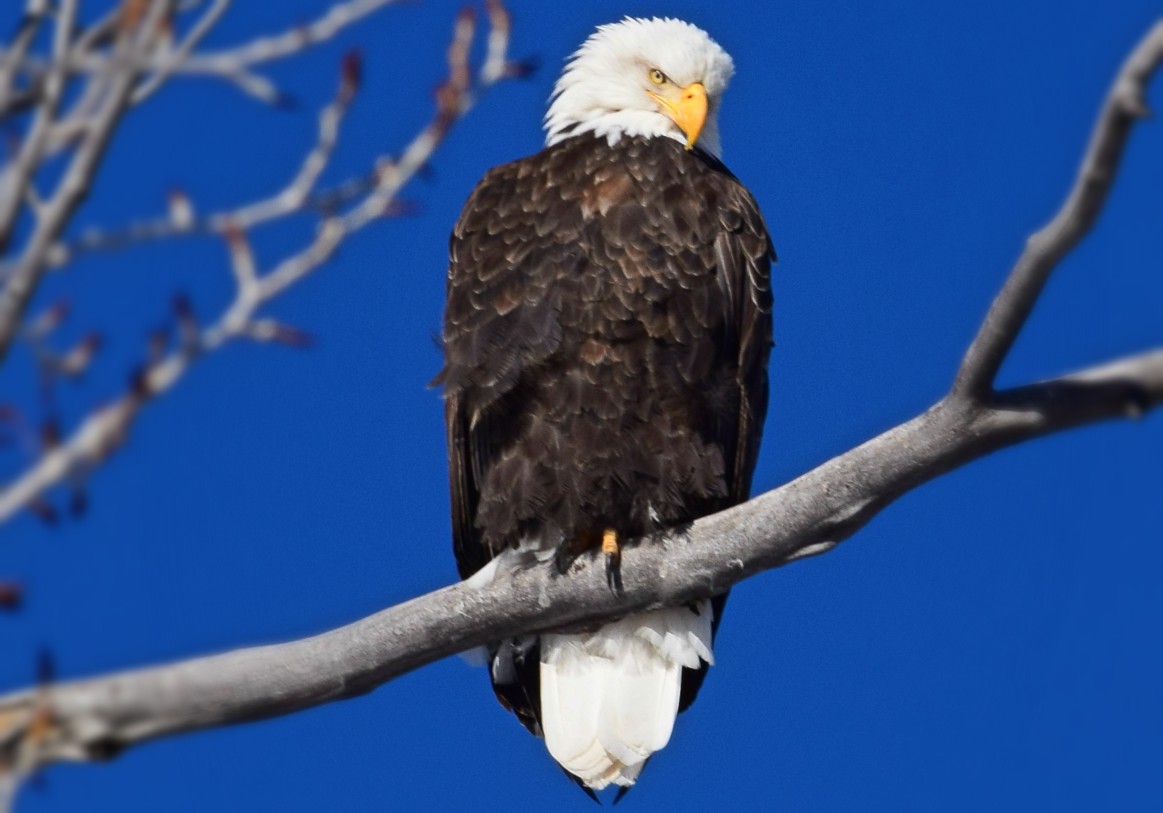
[436,132,773,741]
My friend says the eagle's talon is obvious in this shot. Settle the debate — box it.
[602,529,623,592]
[604,554,623,593]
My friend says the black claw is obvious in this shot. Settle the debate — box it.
[605,549,623,594]
[554,546,576,575]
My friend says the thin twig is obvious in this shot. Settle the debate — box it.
[35,49,358,270]
[0,0,77,251]
[0,4,519,525]
[3,0,406,104]
[0,0,178,359]
[0,1,50,120]
[171,0,403,71]
[131,0,231,104]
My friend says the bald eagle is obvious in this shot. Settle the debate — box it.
[437,17,774,793]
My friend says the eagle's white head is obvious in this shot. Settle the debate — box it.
[544,18,735,157]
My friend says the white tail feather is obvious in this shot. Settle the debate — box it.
[539,600,713,790]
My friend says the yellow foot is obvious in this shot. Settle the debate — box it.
[601,528,619,559]
[602,528,622,592]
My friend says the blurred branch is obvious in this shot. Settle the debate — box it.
[0,0,178,359]
[179,0,403,72]
[0,0,82,251]
[0,1,50,120]
[130,0,231,104]
[0,15,1161,796]
[0,3,522,525]
[44,52,367,267]
[3,0,409,106]
[0,0,425,365]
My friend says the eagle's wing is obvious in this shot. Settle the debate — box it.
[712,166,775,508]
[437,156,581,579]
[438,152,595,736]
[676,157,774,712]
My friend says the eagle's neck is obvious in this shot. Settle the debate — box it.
[544,98,723,158]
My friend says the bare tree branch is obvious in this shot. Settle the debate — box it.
[0,0,177,360]
[0,348,1159,772]
[180,0,403,72]
[0,2,51,122]
[0,0,424,364]
[37,0,524,269]
[952,21,1163,401]
[130,0,231,104]
[14,59,366,271]
[3,0,409,106]
[0,0,79,250]
[0,3,520,525]
[0,15,1161,798]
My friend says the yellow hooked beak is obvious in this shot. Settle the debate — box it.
[649,82,708,150]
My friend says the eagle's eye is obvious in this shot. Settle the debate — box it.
[648,68,667,85]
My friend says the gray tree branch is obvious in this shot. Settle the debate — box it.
[0,0,419,362]
[0,10,1160,809]
[952,21,1163,400]
[0,348,1160,772]
[0,1,519,527]
[3,0,409,107]
[0,0,177,360]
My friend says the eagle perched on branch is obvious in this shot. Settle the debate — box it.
[437,17,774,794]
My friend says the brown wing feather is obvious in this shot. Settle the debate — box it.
[677,149,773,712]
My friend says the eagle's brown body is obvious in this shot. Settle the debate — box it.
[437,132,774,741]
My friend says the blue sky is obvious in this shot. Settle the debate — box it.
[3,1,1162,810]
